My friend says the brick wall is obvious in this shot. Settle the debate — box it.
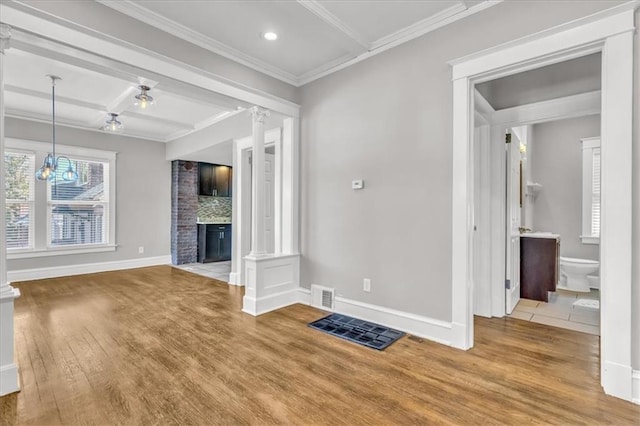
[171,160,198,264]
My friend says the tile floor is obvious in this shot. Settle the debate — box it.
[173,261,231,283]
[508,289,600,335]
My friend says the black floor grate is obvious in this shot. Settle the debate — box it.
[308,313,405,350]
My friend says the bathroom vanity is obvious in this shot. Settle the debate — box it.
[520,233,560,302]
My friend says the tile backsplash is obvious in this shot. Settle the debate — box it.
[197,196,232,223]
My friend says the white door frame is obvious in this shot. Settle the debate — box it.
[230,128,282,286]
[450,5,635,401]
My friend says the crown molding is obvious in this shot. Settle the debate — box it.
[96,0,299,86]
[297,1,503,86]
[96,0,502,87]
[296,0,369,52]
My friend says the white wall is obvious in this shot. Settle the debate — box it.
[299,0,639,370]
[530,115,600,261]
[5,117,171,271]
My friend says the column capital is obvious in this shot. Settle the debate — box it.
[250,106,270,124]
[0,24,11,54]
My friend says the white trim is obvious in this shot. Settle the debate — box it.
[8,244,117,259]
[448,1,637,76]
[95,0,299,86]
[632,370,640,405]
[242,288,303,316]
[580,236,600,245]
[0,363,19,396]
[296,289,455,346]
[451,5,636,401]
[5,138,117,161]
[0,2,300,117]
[297,1,501,86]
[296,0,369,51]
[94,0,501,87]
[7,255,171,282]
[491,91,601,126]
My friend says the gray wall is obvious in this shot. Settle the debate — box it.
[299,0,625,323]
[6,117,171,271]
[18,0,298,104]
[530,115,600,261]
[476,53,601,110]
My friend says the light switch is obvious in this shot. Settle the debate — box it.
[352,179,364,190]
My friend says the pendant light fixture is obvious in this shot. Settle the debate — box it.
[35,75,78,183]
[134,85,154,109]
[103,112,124,133]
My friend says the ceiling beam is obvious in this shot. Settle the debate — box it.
[296,0,370,53]
[5,85,106,111]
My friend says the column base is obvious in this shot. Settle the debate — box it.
[0,287,21,396]
[242,254,300,316]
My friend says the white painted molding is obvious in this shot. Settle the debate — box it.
[296,0,369,51]
[448,1,638,77]
[0,363,19,396]
[0,2,300,117]
[95,0,501,87]
[95,0,300,86]
[296,288,458,348]
[451,5,636,402]
[242,288,303,316]
[632,370,640,405]
[491,91,601,126]
[7,255,171,282]
[297,1,501,86]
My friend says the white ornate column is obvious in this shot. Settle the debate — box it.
[0,23,21,396]
[249,106,269,256]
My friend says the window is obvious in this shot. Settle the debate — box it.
[581,137,600,244]
[5,138,116,258]
[5,150,35,249]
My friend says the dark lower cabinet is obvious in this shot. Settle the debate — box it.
[198,224,232,263]
[520,236,559,302]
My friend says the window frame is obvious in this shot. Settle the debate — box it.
[5,138,117,259]
[581,137,600,245]
[4,148,36,251]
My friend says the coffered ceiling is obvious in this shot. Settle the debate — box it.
[3,47,247,142]
[98,0,499,86]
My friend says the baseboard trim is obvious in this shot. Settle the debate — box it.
[242,287,302,316]
[0,363,20,396]
[296,289,454,347]
[602,360,633,401]
[8,255,172,282]
[632,370,640,405]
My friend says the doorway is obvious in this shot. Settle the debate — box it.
[450,7,634,400]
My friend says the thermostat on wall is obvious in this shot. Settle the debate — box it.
[351,179,364,190]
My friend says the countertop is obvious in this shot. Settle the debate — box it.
[197,220,232,225]
[520,232,560,239]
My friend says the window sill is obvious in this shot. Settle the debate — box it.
[7,244,118,259]
[580,236,600,245]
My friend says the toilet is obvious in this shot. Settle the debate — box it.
[558,257,599,292]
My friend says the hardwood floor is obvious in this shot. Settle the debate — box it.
[1,266,638,425]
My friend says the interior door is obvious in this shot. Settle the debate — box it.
[264,153,275,253]
[505,129,522,314]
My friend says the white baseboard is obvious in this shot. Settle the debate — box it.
[242,287,304,316]
[227,272,244,286]
[0,363,19,396]
[602,360,633,401]
[7,255,172,282]
[632,370,640,405]
[297,288,454,347]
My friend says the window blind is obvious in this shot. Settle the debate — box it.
[591,148,601,237]
[48,158,109,247]
[5,151,35,249]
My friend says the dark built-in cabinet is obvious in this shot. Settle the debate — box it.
[198,224,232,263]
[520,236,559,302]
[199,163,232,197]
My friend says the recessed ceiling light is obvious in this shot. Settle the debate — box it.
[263,32,278,41]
